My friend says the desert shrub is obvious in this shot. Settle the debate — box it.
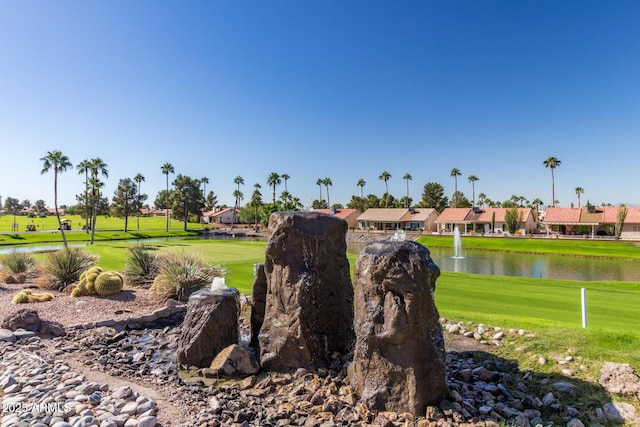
[1,250,37,276]
[12,289,54,304]
[150,250,225,302]
[124,243,160,288]
[41,248,98,291]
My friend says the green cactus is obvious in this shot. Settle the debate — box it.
[12,290,54,304]
[94,271,124,296]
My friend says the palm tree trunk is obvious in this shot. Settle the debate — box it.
[54,172,68,248]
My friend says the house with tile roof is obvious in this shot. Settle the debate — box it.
[202,207,239,225]
[314,208,362,229]
[543,206,640,238]
[356,208,439,232]
[436,207,537,235]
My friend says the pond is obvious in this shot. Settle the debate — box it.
[347,242,640,282]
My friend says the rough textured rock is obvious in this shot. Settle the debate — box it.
[599,362,640,398]
[176,288,240,368]
[2,308,41,332]
[207,344,260,377]
[259,211,355,372]
[250,263,267,350]
[348,239,448,415]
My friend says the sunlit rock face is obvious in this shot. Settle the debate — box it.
[259,211,355,372]
[348,240,448,415]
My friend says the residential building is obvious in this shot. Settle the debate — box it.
[314,208,362,229]
[436,207,537,235]
[356,208,439,232]
[202,207,239,225]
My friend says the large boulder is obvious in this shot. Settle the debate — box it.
[2,309,41,332]
[259,211,355,372]
[176,288,240,368]
[250,263,267,350]
[348,240,448,415]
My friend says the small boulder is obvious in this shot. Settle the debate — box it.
[600,362,640,398]
[208,344,260,377]
[1,309,41,332]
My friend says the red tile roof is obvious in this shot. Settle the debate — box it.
[315,208,361,220]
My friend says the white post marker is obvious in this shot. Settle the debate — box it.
[581,288,587,328]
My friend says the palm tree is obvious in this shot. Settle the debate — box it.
[402,173,412,208]
[89,157,109,245]
[134,173,145,230]
[161,162,175,231]
[251,183,262,231]
[575,187,584,208]
[450,168,461,207]
[76,159,92,233]
[357,179,366,199]
[531,197,544,219]
[267,172,281,204]
[468,175,479,207]
[478,193,487,207]
[201,177,209,197]
[323,177,332,208]
[281,173,290,193]
[233,175,244,224]
[316,178,324,204]
[379,171,391,208]
[40,150,72,247]
[543,156,561,207]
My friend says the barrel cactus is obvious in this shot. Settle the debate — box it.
[72,266,103,297]
[94,271,124,296]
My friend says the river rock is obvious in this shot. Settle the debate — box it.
[259,211,355,372]
[250,263,267,350]
[348,239,448,415]
[208,344,260,377]
[599,362,640,398]
[176,288,240,368]
[2,308,42,332]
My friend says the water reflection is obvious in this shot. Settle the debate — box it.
[346,242,640,282]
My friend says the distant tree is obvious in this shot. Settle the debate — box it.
[267,172,281,204]
[171,174,203,231]
[398,196,413,209]
[204,191,218,211]
[468,175,479,207]
[477,193,487,207]
[504,206,523,234]
[154,190,171,209]
[77,159,92,232]
[233,175,245,224]
[316,178,324,203]
[281,173,290,193]
[450,168,461,207]
[543,156,561,207]
[312,199,328,209]
[40,150,72,247]
[452,191,471,208]
[250,183,262,230]
[134,173,146,230]
[21,199,31,211]
[33,199,47,215]
[531,198,544,219]
[417,182,448,212]
[161,162,175,231]
[356,178,366,211]
[403,173,412,208]
[575,187,584,208]
[616,205,628,238]
[201,176,209,197]
[379,171,392,208]
[323,177,332,208]
[89,157,109,245]
[111,178,139,232]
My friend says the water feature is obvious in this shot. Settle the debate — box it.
[452,227,464,259]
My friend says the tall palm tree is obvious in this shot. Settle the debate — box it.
[323,177,332,208]
[357,179,366,199]
[575,187,584,208]
[201,177,209,198]
[281,173,290,193]
[450,168,461,207]
[40,150,72,248]
[267,172,281,204]
[89,157,109,245]
[233,176,244,224]
[402,173,412,208]
[251,183,262,231]
[543,156,561,207]
[316,178,324,204]
[379,171,391,208]
[134,173,145,230]
[76,159,92,233]
[478,193,487,207]
[531,197,544,219]
[161,162,175,231]
[468,175,479,207]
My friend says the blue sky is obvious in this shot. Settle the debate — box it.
[2,1,639,209]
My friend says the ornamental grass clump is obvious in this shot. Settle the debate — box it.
[124,243,160,288]
[1,249,37,276]
[41,248,98,291]
[151,250,225,302]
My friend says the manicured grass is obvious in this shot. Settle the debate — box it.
[417,234,640,260]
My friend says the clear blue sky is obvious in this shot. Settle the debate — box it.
[2,1,639,209]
